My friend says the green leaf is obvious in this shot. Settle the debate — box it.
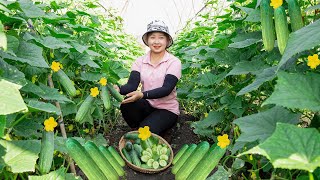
[7,35,19,54]
[229,39,261,48]
[305,4,320,12]
[18,0,45,18]
[27,100,61,115]
[3,41,49,68]
[0,58,27,86]
[232,158,245,170]
[40,36,71,49]
[60,102,77,116]
[14,118,42,138]
[0,143,6,172]
[213,48,241,66]
[278,19,320,69]
[69,42,89,53]
[70,52,99,68]
[234,106,299,143]
[206,165,229,180]
[227,60,269,76]
[237,66,277,95]
[192,111,224,129]
[80,72,102,81]
[0,140,41,173]
[0,79,28,115]
[0,116,5,138]
[90,133,108,147]
[239,123,320,172]
[263,72,320,111]
[28,167,82,180]
[245,9,260,22]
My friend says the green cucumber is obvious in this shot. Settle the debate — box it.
[149,135,159,145]
[187,144,226,180]
[274,6,289,54]
[287,0,304,31]
[172,144,189,165]
[107,83,124,102]
[75,95,95,123]
[56,69,77,97]
[100,85,111,110]
[125,141,133,151]
[65,138,107,179]
[84,142,118,180]
[133,144,143,158]
[38,131,54,174]
[99,146,125,177]
[140,139,152,150]
[130,149,142,167]
[108,146,125,167]
[122,148,132,163]
[141,164,151,169]
[171,144,197,174]
[175,141,210,180]
[124,132,139,140]
[260,0,275,51]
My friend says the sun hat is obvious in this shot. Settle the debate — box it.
[142,20,173,48]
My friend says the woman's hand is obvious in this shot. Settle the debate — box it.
[122,91,143,104]
[113,85,120,92]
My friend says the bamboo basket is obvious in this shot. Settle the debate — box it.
[118,131,173,174]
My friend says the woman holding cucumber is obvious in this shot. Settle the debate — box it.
[114,20,182,138]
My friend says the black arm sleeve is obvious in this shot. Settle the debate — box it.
[142,74,178,99]
[119,71,140,95]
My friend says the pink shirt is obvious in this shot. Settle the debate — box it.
[132,51,182,115]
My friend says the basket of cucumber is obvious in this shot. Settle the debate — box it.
[119,131,173,174]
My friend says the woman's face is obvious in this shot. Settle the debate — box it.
[147,32,168,53]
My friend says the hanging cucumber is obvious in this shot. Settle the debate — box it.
[55,70,77,97]
[100,85,111,110]
[274,6,289,54]
[287,0,304,31]
[75,95,95,123]
[260,0,275,51]
[38,131,54,174]
[107,83,124,102]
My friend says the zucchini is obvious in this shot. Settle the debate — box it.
[65,138,107,180]
[187,144,226,180]
[172,144,189,165]
[124,132,139,140]
[99,146,125,177]
[130,149,142,167]
[75,95,95,123]
[260,0,275,51]
[108,146,125,167]
[56,70,77,97]
[38,131,54,174]
[274,6,289,54]
[100,85,112,110]
[171,144,197,174]
[122,148,132,163]
[84,141,118,180]
[107,83,124,102]
[287,0,304,31]
[175,141,210,180]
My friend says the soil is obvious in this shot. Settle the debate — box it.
[103,111,201,180]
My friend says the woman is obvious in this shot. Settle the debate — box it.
[114,20,182,137]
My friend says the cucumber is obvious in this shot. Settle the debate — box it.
[152,161,159,169]
[260,0,275,51]
[99,146,125,177]
[149,135,159,145]
[133,144,143,158]
[274,6,289,55]
[75,95,95,123]
[38,131,54,174]
[287,0,304,31]
[124,132,139,140]
[141,164,151,169]
[65,138,107,179]
[134,138,141,145]
[108,146,126,167]
[147,159,154,167]
[107,83,124,102]
[175,141,210,180]
[122,148,132,163]
[141,139,152,150]
[84,142,118,180]
[100,85,111,110]
[125,141,133,151]
[56,69,77,97]
[159,159,167,167]
[172,144,189,165]
[187,144,226,180]
[130,149,142,167]
[171,144,197,174]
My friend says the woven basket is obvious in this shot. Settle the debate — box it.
[118,131,173,174]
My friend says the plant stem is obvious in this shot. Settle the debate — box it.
[309,172,314,180]
[47,74,76,175]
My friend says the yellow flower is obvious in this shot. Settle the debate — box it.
[90,87,99,97]
[270,0,283,9]
[217,134,230,148]
[138,126,151,140]
[99,77,107,86]
[51,61,61,72]
[59,63,63,69]
[83,129,90,133]
[307,54,320,69]
[44,117,58,132]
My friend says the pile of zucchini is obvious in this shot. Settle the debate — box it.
[172,141,227,180]
[260,0,304,54]
[66,138,125,180]
[121,132,171,170]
